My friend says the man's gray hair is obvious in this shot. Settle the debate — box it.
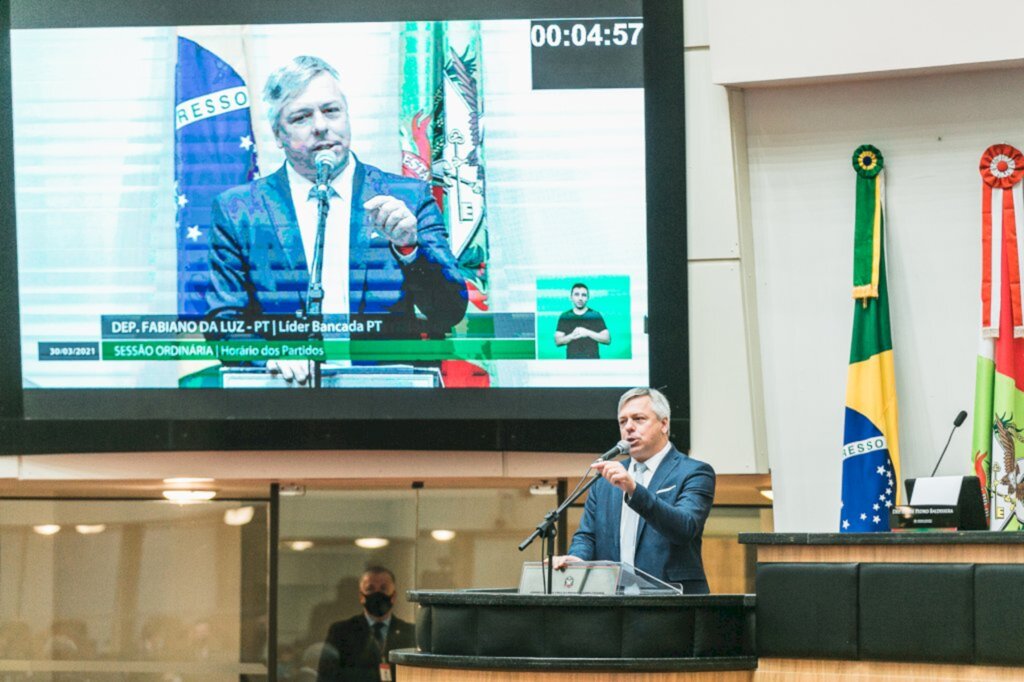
[263,55,341,135]
[617,387,671,422]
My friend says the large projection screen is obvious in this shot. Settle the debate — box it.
[0,0,687,454]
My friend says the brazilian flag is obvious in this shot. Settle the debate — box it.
[840,145,901,532]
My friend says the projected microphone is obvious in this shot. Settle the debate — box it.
[314,150,335,201]
[304,149,337,365]
[930,410,969,477]
[595,440,631,463]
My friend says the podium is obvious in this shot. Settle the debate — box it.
[391,587,755,681]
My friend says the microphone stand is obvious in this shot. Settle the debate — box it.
[518,472,605,595]
[302,174,331,389]
[930,414,967,477]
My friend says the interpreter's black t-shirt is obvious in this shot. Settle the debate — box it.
[556,309,607,359]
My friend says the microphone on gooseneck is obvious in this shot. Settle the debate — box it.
[929,410,969,477]
[314,150,335,201]
[594,440,630,463]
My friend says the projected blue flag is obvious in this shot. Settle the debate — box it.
[174,36,258,316]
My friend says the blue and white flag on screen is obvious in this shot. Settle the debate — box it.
[174,35,258,316]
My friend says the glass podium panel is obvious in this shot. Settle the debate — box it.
[518,561,684,595]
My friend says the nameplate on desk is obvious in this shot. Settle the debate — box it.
[890,505,959,531]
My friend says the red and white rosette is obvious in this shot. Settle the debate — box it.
[980,144,1024,338]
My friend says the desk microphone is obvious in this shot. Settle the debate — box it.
[930,410,968,477]
[595,440,630,462]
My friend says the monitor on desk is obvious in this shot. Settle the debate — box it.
[902,475,988,531]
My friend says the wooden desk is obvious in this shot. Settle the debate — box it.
[740,532,1024,682]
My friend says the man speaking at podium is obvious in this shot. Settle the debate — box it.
[553,388,716,594]
[206,56,467,383]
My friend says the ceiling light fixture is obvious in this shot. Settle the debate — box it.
[354,537,390,549]
[33,524,61,536]
[75,524,107,535]
[162,490,217,503]
[223,506,255,526]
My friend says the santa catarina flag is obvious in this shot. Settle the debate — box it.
[400,21,489,309]
[400,22,490,387]
[840,145,901,532]
[174,33,259,316]
[971,144,1024,530]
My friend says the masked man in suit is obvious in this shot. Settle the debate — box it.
[553,387,716,593]
[206,56,467,383]
[317,566,415,681]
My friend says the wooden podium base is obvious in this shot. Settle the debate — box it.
[755,658,1024,681]
[398,666,754,681]
[399,659,1024,681]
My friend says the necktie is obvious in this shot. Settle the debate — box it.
[619,462,648,567]
[372,621,386,656]
[308,184,339,201]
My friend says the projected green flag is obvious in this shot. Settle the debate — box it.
[400,21,490,386]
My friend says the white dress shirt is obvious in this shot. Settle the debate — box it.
[285,159,355,316]
[620,441,673,566]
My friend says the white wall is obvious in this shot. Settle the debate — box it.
[745,69,1017,530]
[708,0,1024,86]
[684,0,768,475]
[694,0,1024,530]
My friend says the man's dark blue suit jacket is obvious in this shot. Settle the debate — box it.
[568,446,716,589]
[206,159,467,336]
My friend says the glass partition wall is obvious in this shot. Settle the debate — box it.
[0,487,767,681]
[0,499,270,680]
[276,487,560,663]
[277,487,769,678]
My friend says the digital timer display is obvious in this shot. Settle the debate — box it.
[530,21,643,48]
[530,18,643,89]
